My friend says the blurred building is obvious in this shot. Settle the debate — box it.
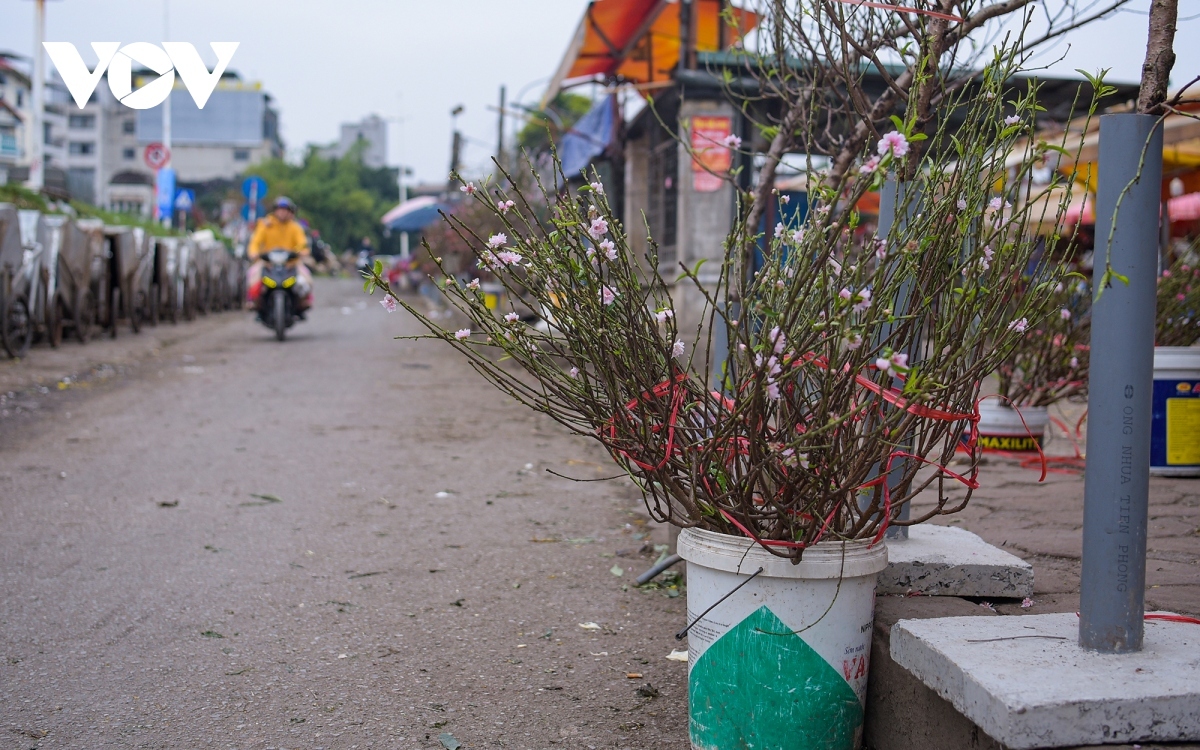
[0,53,29,177]
[317,114,387,168]
[134,73,283,183]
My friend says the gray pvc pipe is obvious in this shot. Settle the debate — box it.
[1079,114,1162,654]
[635,554,683,585]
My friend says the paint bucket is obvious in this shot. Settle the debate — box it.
[973,401,1048,452]
[678,527,888,750]
[1150,346,1200,477]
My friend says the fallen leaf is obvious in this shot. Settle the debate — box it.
[249,493,282,503]
[438,732,462,750]
[665,649,689,662]
[529,537,560,543]
[578,622,602,631]
[610,565,625,577]
[200,630,224,639]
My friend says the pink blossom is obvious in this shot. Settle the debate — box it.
[723,134,742,149]
[1008,318,1029,333]
[860,156,881,174]
[854,289,872,313]
[601,286,617,306]
[766,381,781,400]
[1052,334,1065,348]
[497,199,516,213]
[791,229,805,244]
[569,367,580,378]
[874,238,887,260]
[504,312,520,323]
[769,326,787,354]
[1178,293,1187,302]
[588,217,609,240]
[877,131,909,157]
[845,332,863,350]
[989,197,1004,211]
[380,296,398,313]
[589,181,605,196]
[467,278,480,289]
[839,288,852,301]
[1060,308,1072,320]
[1070,357,1079,368]
[1004,115,1021,126]
[496,250,523,265]
[775,280,786,289]
[780,194,791,204]
[599,239,617,261]
[654,308,674,324]
[1182,264,1191,272]
[460,182,477,195]
[774,222,786,239]
[876,353,908,377]
[454,328,471,340]
[672,339,686,358]
[488,233,507,248]
[1020,597,1034,608]
[956,197,967,211]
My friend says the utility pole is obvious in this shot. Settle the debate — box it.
[161,0,172,227]
[496,85,506,171]
[25,0,46,191]
[449,104,464,179]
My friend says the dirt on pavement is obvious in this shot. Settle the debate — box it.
[1,277,691,749]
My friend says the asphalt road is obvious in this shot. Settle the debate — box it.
[1,277,690,749]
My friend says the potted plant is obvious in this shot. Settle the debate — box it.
[366,43,1103,750]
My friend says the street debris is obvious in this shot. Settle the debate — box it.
[438,731,462,749]
[240,493,282,507]
[578,622,602,631]
[157,499,179,507]
[635,683,660,699]
[435,491,453,498]
[665,650,689,662]
[626,672,643,679]
[201,630,224,638]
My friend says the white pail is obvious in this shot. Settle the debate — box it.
[1151,346,1200,477]
[678,527,887,750]
[974,401,1048,452]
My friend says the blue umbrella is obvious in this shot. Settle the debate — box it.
[382,196,451,232]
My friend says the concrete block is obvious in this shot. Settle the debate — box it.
[879,524,1034,598]
[891,612,1200,749]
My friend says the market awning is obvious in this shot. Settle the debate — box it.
[543,0,759,105]
[1168,192,1200,222]
[381,196,450,233]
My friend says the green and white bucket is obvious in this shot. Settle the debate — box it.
[678,527,888,750]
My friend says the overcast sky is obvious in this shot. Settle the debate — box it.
[0,0,1195,189]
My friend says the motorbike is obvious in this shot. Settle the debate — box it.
[257,249,305,341]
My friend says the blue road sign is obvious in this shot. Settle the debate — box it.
[241,203,265,222]
[174,188,195,211]
[241,175,268,200]
[156,167,176,221]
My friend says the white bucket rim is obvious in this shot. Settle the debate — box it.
[1153,346,1200,373]
[678,527,887,580]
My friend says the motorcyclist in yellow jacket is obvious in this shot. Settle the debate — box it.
[246,196,314,311]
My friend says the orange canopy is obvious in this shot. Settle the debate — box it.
[543,0,758,104]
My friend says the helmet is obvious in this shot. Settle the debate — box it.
[274,196,296,212]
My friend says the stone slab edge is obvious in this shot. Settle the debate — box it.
[878,524,1033,598]
[890,613,1200,749]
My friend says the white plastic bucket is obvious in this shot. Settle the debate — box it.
[1151,346,1200,477]
[678,527,888,750]
[973,401,1048,452]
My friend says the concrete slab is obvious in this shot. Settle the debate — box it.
[890,613,1200,749]
[879,524,1034,598]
